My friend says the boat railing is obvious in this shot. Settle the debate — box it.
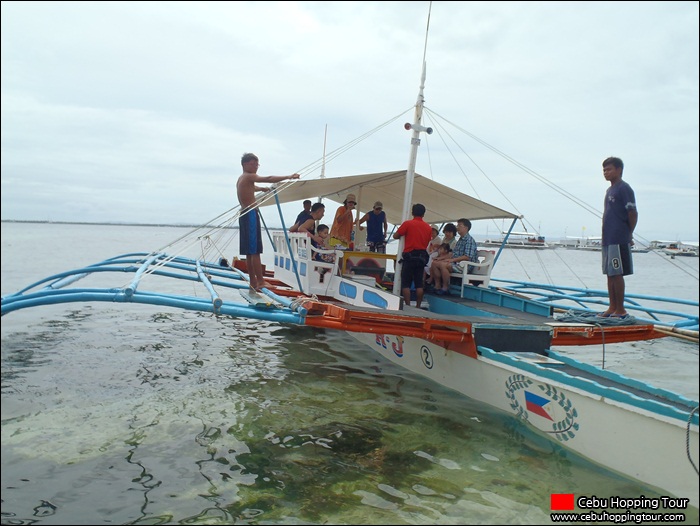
[272,231,345,296]
[490,278,699,331]
[271,232,404,310]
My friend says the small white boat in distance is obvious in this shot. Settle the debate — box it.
[662,242,699,258]
[482,231,551,250]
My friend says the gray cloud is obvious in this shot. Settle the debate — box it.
[2,1,698,241]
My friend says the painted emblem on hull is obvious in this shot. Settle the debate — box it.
[420,345,433,369]
[505,375,579,442]
[375,334,404,357]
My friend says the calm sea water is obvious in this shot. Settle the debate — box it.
[2,222,698,525]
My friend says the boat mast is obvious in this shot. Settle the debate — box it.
[393,2,433,296]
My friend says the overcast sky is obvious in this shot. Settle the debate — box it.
[2,1,698,242]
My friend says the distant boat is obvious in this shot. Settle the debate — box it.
[662,242,699,258]
[650,240,678,250]
[558,236,648,253]
[481,231,551,250]
[631,246,650,253]
[558,236,601,251]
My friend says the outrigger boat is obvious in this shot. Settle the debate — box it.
[482,231,551,250]
[2,9,698,512]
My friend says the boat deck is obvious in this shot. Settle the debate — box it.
[316,293,552,329]
[311,289,653,351]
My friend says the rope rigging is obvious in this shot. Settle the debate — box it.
[420,106,698,287]
[117,107,413,290]
[116,98,698,297]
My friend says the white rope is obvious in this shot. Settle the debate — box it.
[114,107,412,289]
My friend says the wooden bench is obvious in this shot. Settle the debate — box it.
[449,249,495,288]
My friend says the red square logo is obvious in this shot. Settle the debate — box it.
[551,493,575,510]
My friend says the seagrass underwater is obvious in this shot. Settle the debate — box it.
[2,222,698,524]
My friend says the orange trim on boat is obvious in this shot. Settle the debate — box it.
[299,299,478,358]
[550,324,665,346]
[268,287,665,351]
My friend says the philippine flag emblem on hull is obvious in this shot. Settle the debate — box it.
[505,375,580,441]
[524,390,554,420]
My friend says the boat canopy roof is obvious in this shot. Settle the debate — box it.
[265,170,518,225]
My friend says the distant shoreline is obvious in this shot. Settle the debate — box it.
[2,220,693,244]
[1,219,233,229]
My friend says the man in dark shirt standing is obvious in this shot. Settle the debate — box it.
[294,200,312,226]
[600,156,637,318]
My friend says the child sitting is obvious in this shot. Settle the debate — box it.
[424,226,443,286]
[431,243,454,293]
[433,243,452,263]
[314,224,335,263]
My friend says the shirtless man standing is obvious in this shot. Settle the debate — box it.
[237,152,300,291]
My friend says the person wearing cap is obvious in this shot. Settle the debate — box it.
[424,225,443,287]
[329,193,357,248]
[358,201,388,253]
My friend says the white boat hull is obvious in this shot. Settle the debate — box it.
[348,331,700,509]
[481,241,551,250]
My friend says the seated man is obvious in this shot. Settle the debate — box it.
[431,218,477,295]
[290,202,322,231]
[290,202,326,249]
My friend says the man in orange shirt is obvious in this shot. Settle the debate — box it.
[393,203,433,308]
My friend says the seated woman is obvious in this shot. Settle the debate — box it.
[431,218,477,295]
[441,223,458,249]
